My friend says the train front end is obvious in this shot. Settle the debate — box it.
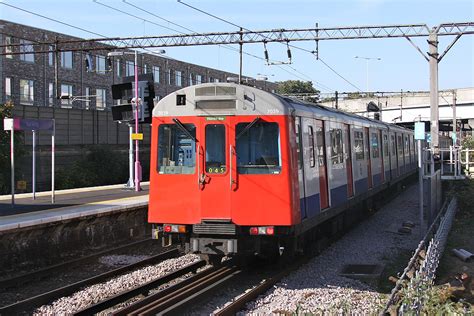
[149,83,299,258]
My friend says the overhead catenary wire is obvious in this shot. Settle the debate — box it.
[176,0,353,91]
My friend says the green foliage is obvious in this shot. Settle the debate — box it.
[0,102,24,194]
[276,80,319,95]
[461,135,474,150]
[55,146,129,189]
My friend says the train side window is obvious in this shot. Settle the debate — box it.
[383,134,389,158]
[371,132,380,158]
[157,124,196,174]
[308,126,315,168]
[397,135,403,156]
[330,128,344,165]
[354,131,364,160]
[391,135,396,156]
[316,125,326,167]
[295,118,303,169]
[205,124,226,174]
[235,122,281,174]
[404,135,409,156]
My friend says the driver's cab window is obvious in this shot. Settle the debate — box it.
[158,124,196,174]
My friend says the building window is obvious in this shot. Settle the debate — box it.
[96,88,106,109]
[209,76,214,83]
[20,79,34,105]
[116,59,121,77]
[5,77,12,101]
[20,39,34,63]
[153,66,160,83]
[60,51,73,69]
[189,73,194,86]
[166,69,171,85]
[354,130,364,160]
[175,71,182,87]
[48,46,54,66]
[4,37,13,59]
[126,61,134,76]
[61,84,73,106]
[96,55,106,74]
[48,82,54,106]
[143,64,148,74]
[85,87,91,109]
[196,74,202,84]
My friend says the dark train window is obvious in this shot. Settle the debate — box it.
[157,124,196,174]
[371,132,380,158]
[205,124,226,174]
[330,128,344,165]
[308,126,316,168]
[236,122,281,174]
[354,131,364,160]
[404,135,410,156]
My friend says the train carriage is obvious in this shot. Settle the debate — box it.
[149,83,416,259]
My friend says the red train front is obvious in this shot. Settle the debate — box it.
[149,83,300,258]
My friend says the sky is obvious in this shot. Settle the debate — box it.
[1,0,473,94]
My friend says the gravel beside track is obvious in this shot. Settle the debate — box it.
[185,184,420,315]
[33,254,200,314]
[243,185,421,314]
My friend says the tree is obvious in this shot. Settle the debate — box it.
[0,102,24,194]
[276,80,319,95]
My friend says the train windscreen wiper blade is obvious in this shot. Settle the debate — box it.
[236,117,261,140]
[172,118,197,142]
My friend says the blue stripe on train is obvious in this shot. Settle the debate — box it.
[330,184,348,208]
[373,173,382,187]
[300,193,321,219]
[355,178,368,195]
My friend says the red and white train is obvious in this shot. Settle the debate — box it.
[148,83,416,260]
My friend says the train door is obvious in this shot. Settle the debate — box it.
[295,117,307,219]
[315,120,329,209]
[199,118,231,219]
[365,127,373,189]
[379,130,385,183]
[343,124,354,197]
[383,131,390,182]
[302,118,320,217]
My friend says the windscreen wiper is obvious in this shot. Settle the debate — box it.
[172,118,197,142]
[236,117,261,140]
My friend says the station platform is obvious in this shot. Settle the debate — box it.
[0,183,149,233]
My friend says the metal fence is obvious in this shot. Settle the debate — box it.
[383,197,458,314]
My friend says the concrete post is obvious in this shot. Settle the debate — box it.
[428,30,439,152]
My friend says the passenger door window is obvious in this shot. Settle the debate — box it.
[205,124,226,174]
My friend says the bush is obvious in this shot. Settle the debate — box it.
[56,146,128,189]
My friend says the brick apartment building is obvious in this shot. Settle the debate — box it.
[0,20,276,192]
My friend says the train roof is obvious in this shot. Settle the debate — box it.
[154,83,412,133]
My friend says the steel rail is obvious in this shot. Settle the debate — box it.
[0,238,153,290]
[113,263,240,316]
[0,248,179,315]
[73,259,206,316]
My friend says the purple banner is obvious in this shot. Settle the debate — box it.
[10,118,55,131]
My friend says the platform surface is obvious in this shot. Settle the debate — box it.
[0,183,150,232]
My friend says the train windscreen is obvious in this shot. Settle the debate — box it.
[235,122,281,174]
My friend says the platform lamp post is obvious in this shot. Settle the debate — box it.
[354,56,381,93]
[107,49,165,192]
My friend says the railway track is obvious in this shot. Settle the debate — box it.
[0,238,154,290]
[112,261,241,315]
[0,248,179,314]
